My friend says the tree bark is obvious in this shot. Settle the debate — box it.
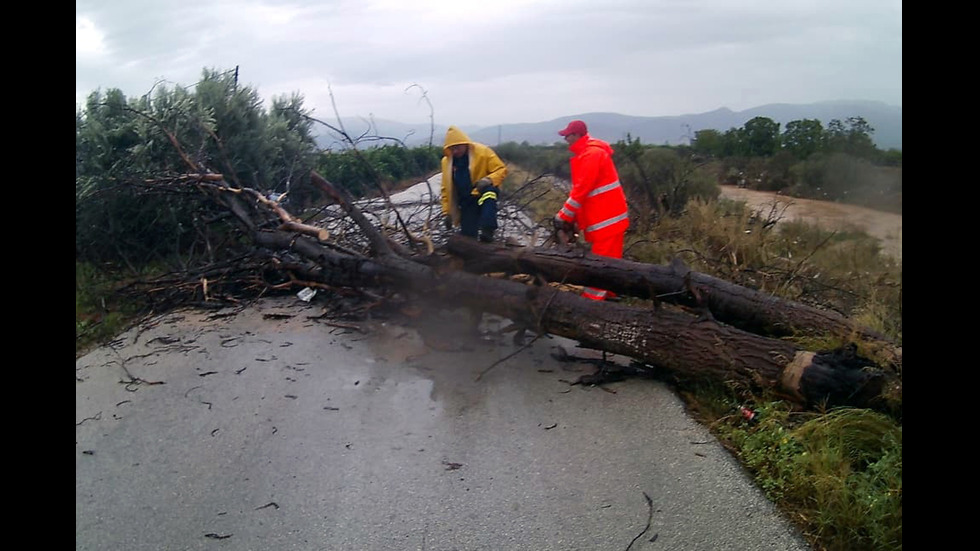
[445,235,901,369]
[194,171,902,413]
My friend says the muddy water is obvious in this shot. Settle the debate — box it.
[717,186,902,260]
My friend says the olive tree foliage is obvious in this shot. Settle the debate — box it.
[719,127,747,157]
[742,116,781,157]
[704,117,778,159]
[692,115,881,164]
[614,136,718,231]
[762,151,798,192]
[825,117,877,160]
[777,117,885,200]
[788,151,900,204]
[494,141,570,179]
[781,119,824,160]
[76,87,201,271]
[313,144,441,199]
[708,119,773,158]
[691,129,725,158]
[76,67,319,272]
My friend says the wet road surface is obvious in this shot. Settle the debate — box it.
[76,296,810,550]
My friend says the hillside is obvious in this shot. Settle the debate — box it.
[314,100,901,151]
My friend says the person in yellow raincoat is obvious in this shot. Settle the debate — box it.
[440,126,508,242]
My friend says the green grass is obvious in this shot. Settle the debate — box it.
[515,170,902,550]
[75,262,145,357]
[694,396,902,551]
[624,194,902,551]
[624,198,902,344]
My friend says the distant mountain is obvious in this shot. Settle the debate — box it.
[313,118,447,150]
[314,100,901,151]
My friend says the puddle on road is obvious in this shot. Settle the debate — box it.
[354,308,545,418]
[362,321,430,364]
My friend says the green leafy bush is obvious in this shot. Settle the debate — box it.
[313,144,441,198]
[76,68,319,270]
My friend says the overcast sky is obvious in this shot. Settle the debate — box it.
[76,0,901,128]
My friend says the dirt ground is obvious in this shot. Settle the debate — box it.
[717,186,902,260]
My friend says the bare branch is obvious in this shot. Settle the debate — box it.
[405,83,435,148]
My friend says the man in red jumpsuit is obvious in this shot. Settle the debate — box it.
[554,120,630,301]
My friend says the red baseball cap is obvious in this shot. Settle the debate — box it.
[558,120,588,137]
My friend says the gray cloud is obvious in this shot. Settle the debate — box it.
[77,0,901,127]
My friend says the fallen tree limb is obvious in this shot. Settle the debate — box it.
[179,171,901,413]
[445,235,902,371]
[408,268,900,412]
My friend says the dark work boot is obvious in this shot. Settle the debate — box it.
[478,228,495,243]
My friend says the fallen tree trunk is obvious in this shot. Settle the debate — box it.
[248,227,900,412]
[188,171,901,413]
[421,271,899,412]
[446,235,902,370]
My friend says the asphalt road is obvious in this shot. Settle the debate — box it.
[76,296,811,551]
